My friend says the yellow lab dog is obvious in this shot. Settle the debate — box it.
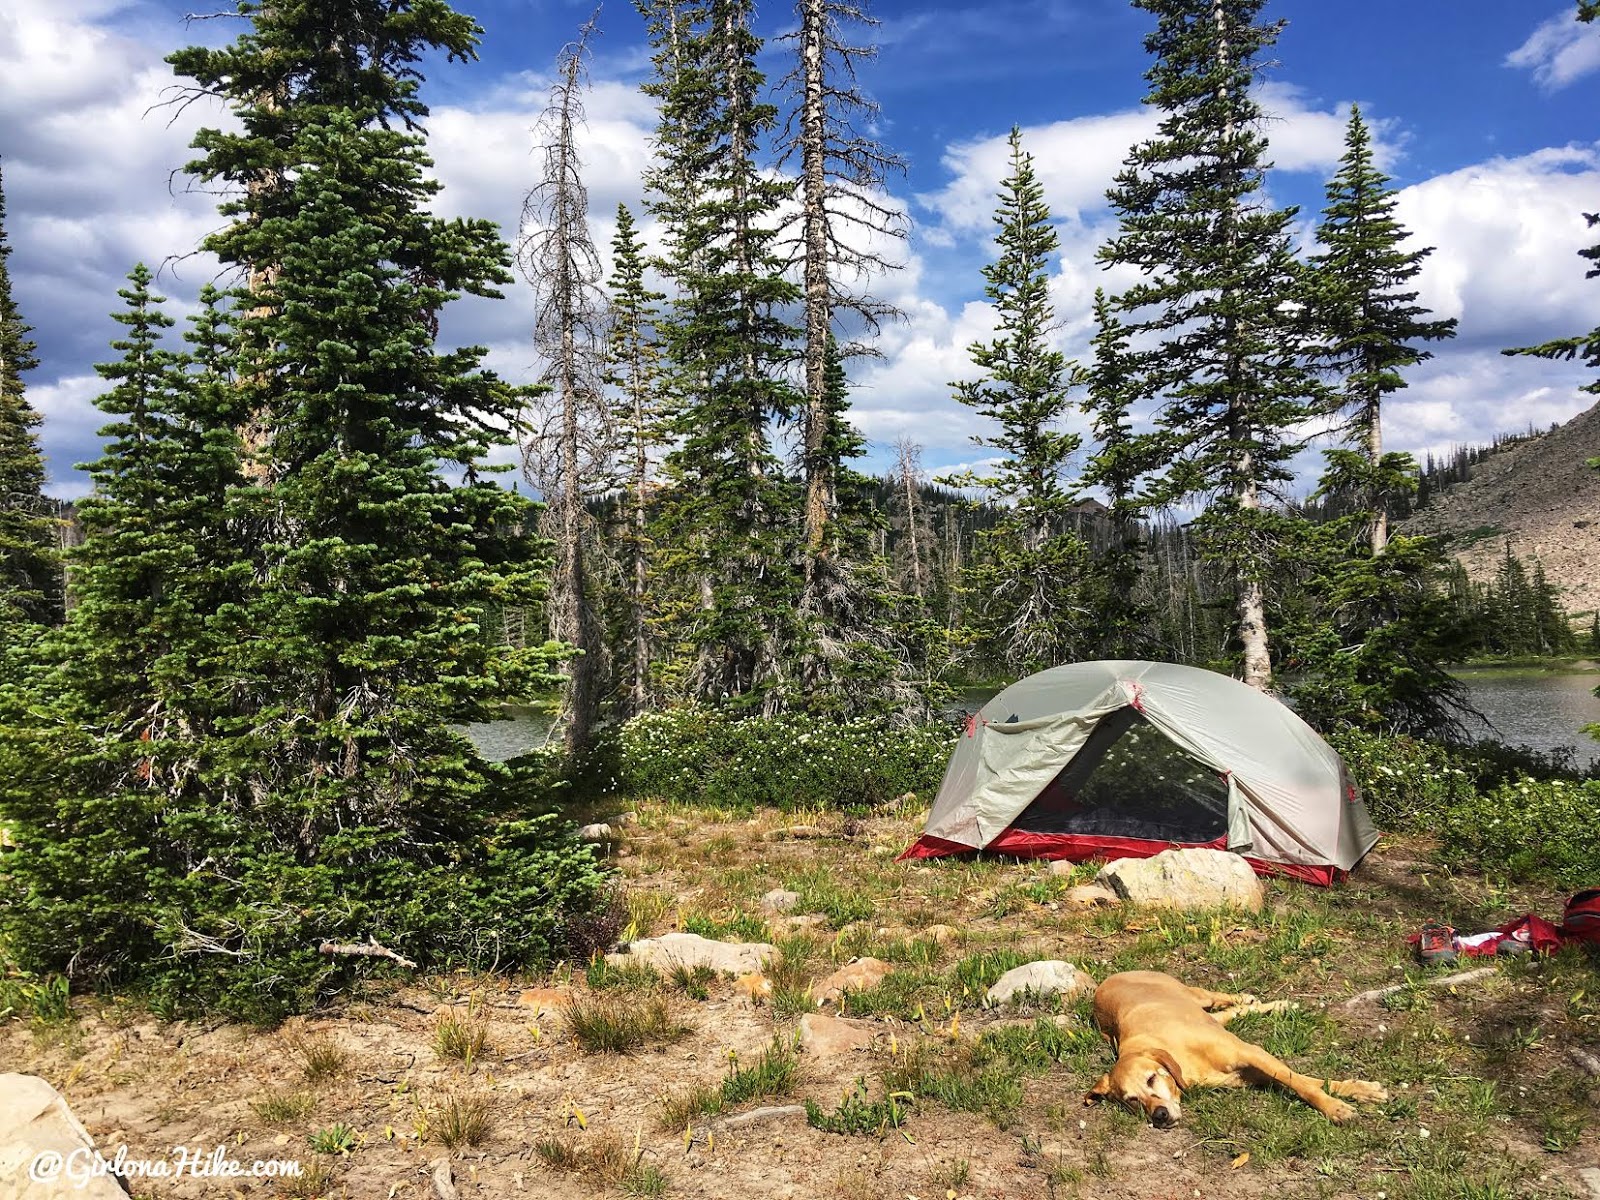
[1084,971,1389,1127]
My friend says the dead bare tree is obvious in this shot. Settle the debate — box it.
[777,0,907,693]
[517,12,611,752]
[887,436,929,598]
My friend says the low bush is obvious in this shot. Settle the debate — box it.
[1332,730,1600,887]
[617,704,954,812]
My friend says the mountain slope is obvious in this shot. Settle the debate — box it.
[1400,400,1600,617]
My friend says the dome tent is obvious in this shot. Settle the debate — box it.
[901,660,1377,885]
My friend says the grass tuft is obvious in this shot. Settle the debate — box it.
[568,992,690,1053]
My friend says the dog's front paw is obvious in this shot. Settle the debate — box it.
[1322,1097,1358,1124]
[1339,1080,1390,1104]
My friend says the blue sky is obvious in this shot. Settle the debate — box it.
[4,0,1599,498]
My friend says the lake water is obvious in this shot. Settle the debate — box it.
[460,666,1600,768]
[458,706,557,762]
[1452,664,1600,768]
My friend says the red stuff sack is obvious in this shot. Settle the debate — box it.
[1563,889,1600,945]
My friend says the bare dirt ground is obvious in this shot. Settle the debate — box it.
[4,801,1598,1200]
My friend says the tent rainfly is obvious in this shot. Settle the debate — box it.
[901,660,1377,885]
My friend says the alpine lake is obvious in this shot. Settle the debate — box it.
[460,663,1600,769]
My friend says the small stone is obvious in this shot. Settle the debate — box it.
[798,1013,876,1057]
[985,961,1092,1008]
[814,958,893,1006]
[921,925,961,945]
[1062,884,1120,909]
[516,986,573,1016]
[761,888,801,913]
[720,1105,808,1129]
[734,972,772,1002]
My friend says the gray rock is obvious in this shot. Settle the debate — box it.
[719,1105,808,1130]
[984,961,1092,1008]
[0,1073,130,1198]
[1096,848,1264,912]
[607,932,775,976]
[577,822,614,843]
[760,888,800,913]
[797,1013,876,1057]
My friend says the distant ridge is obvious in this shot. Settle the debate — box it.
[1401,401,1600,617]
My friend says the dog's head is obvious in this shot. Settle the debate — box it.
[1084,1050,1186,1128]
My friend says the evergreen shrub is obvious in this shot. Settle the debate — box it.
[617,704,954,812]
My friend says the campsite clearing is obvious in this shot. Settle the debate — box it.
[2,800,1596,1199]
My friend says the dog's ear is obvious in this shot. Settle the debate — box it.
[1083,1074,1113,1106]
[1152,1050,1188,1093]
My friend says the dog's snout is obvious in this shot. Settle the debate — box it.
[1151,1106,1174,1128]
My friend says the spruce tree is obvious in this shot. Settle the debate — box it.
[603,203,668,716]
[639,0,804,709]
[944,128,1089,674]
[1081,287,1150,658]
[0,161,56,633]
[1306,106,1457,555]
[1098,0,1326,691]
[1,267,243,987]
[5,3,602,1018]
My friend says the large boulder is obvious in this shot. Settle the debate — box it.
[607,932,775,976]
[813,958,893,1007]
[0,1074,130,1198]
[985,961,1093,1008]
[1096,848,1264,912]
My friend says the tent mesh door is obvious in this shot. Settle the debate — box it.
[1008,709,1229,843]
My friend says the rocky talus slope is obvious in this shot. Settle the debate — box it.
[1400,400,1600,616]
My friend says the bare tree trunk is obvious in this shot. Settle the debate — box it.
[895,436,925,598]
[1213,0,1271,693]
[519,15,608,750]
[632,391,650,716]
[798,0,832,583]
[1366,388,1387,555]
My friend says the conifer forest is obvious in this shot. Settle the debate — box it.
[1,0,1598,1020]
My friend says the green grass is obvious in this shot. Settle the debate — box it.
[287,1034,349,1082]
[805,1078,914,1136]
[585,957,662,992]
[249,1089,317,1124]
[433,1007,490,1068]
[567,993,690,1053]
[435,1093,492,1149]
[721,1038,799,1105]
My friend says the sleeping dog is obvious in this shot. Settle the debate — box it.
[1084,970,1389,1126]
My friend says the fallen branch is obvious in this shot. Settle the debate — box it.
[1342,966,1496,1009]
[318,936,418,970]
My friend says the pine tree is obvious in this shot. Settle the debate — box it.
[639,0,804,709]
[1098,0,1326,690]
[1081,287,1149,658]
[1306,106,1457,555]
[0,160,56,633]
[0,267,246,988]
[518,15,609,750]
[943,128,1089,674]
[603,203,668,716]
[4,3,603,1018]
